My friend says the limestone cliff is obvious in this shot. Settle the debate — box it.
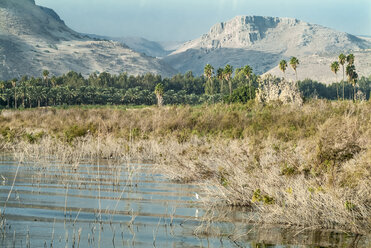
[163,16,371,83]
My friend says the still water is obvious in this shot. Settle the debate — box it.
[0,154,369,247]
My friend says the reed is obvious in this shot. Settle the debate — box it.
[1,100,370,234]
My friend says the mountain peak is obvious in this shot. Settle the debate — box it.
[0,1,177,79]
[172,15,370,54]
[0,0,81,40]
[205,16,300,47]
[164,15,371,82]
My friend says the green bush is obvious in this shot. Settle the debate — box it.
[0,127,16,142]
[64,125,88,143]
[225,85,256,103]
[280,163,298,176]
[23,131,45,144]
[252,189,275,205]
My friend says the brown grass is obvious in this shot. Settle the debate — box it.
[0,100,370,234]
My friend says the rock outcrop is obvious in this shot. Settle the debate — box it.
[0,0,176,80]
[256,74,303,106]
[163,16,371,83]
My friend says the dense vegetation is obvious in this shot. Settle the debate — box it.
[0,69,370,109]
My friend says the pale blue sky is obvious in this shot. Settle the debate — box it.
[36,0,371,41]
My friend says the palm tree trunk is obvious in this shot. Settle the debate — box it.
[156,94,163,107]
[342,66,345,100]
[353,84,356,102]
[295,70,298,82]
[336,75,338,100]
[342,66,345,81]
[343,82,345,101]
[210,78,214,95]
[14,91,17,109]
[229,80,232,96]
[249,79,252,100]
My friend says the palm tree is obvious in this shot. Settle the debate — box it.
[50,76,57,88]
[35,86,44,108]
[289,57,299,82]
[223,64,233,96]
[19,81,27,108]
[204,64,214,80]
[19,76,29,108]
[331,61,340,99]
[4,89,12,108]
[346,64,358,102]
[217,68,224,94]
[154,83,164,107]
[0,81,4,93]
[338,53,346,100]
[0,81,5,106]
[279,60,287,78]
[242,65,253,100]
[11,78,17,109]
[43,70,49,86]
[42,87,49,107]
[26,84,34,108]
[204,64,214,95]
[347,54,354,65]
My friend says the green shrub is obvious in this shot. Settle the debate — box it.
[225,85,256,103]
[344,201,356,211]
[0,127,16,142]
[64,125,88,143]
[176,129,191,143]
[252,189,275,205]
[23,131,45,144]
[280,163,298,176]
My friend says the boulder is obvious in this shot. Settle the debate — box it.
[256,74,303,106]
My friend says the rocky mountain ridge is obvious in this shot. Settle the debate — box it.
[0,0,176,80]
[85,34,179,58]
[164,16,371,82]
[1,1,370,83]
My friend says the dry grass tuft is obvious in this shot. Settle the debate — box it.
[1,100,370,234]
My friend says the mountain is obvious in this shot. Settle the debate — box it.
[112,37,170,58]
[163,16,371,83]
[0,0,176,80]
[85,34,183,58]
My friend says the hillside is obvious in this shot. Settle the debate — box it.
[85,34,176,58]
[163,16,371,83]
[0,0,176,80]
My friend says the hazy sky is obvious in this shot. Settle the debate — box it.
[36,0,371,41]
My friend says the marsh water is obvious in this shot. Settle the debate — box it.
[0,154,369,248]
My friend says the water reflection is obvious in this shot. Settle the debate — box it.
[0,154,369,247]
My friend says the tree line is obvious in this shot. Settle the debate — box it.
[0,60,370,108]
[278,54,364,101]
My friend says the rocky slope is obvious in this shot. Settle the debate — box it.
[85,35,176,58]
[164,16,371,83]
[113,37,171,58]
[0,0,176,80]
[85,34,186,58]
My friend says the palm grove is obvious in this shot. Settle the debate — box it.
[0,54,370,108]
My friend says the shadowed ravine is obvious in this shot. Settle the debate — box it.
[0,154,369,247]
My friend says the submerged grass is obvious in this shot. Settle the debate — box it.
[0,100,370,234]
